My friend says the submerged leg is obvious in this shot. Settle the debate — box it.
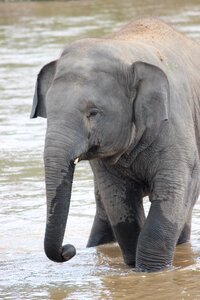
[87,182,115,247]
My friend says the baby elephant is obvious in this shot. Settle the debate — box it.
[31,18,200,272]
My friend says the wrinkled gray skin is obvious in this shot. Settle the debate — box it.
[31,19,200,272]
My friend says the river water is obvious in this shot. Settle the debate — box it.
[0,1,200,299]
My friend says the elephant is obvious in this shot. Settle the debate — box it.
[31,18,200,272]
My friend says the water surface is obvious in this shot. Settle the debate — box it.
[0,1,200,299]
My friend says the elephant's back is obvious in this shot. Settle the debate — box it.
[111,18,193,43]
[110,18,174,41]
[110,18,200,56]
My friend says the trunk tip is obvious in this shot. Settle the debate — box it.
[61,244,76,261]
[44,243,76,263]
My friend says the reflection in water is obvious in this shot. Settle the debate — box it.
[0,1,200,299]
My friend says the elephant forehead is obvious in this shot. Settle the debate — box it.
[52,69,122,101]
[55,48,127,83]
[55,62,116,85]
[56,52,101,78]
[49,78,119,108]
[49,55,127,110]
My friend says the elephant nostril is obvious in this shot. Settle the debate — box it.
[61,244,76,261]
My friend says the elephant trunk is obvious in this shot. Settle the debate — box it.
[44,127,83,262]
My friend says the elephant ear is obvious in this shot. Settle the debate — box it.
[30,60,57,118]
[131,61,169,146]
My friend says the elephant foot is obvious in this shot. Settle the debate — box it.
[123,253,136,267]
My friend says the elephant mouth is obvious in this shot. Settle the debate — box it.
[78,145,100,161]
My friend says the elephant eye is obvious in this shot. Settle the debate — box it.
[87,108,99,118]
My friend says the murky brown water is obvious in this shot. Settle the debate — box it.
[0,1,200,299]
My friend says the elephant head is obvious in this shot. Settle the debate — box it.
[31,45,169,263]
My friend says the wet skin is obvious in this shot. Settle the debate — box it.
[31,18,200,272]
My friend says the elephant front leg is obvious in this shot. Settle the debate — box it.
[91,160,145,267]
[136,200,179,271]
[136,173,199,272]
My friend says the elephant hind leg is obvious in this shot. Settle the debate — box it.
[87,214,115,247]
[177,209,192,245]
[177,170,199,245]
[87,183,115,247]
